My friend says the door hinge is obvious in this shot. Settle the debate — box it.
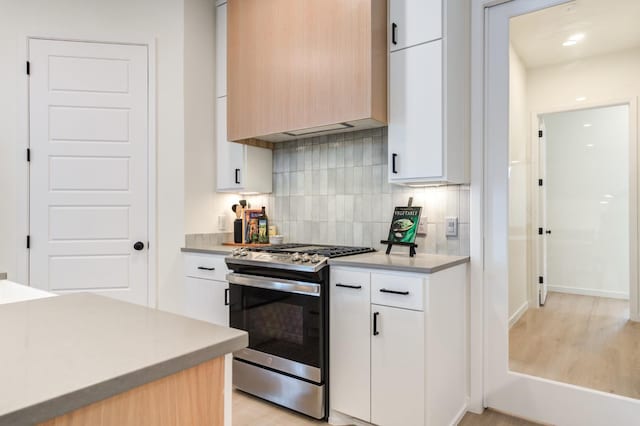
[538,130,543,138]
[538,178,543,186]
[538,227,543,235]
[26,235,30,249]
[27,148,31,162]
[539,276,544,284]
[26,61,30,75]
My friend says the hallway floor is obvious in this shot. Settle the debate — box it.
[510,292,640,399]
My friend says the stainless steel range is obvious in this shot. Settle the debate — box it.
[225,244,375,420]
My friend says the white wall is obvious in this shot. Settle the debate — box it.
[0,0,185,313]
[184,0,238,235]
[527,47,640,304]
[543,106,630,298]
[508,45,530,318]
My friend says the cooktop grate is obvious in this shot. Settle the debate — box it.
[250,244,375,258]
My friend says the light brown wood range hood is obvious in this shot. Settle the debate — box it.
[227,0,387,143]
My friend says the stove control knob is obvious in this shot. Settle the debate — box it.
[239,248,249,257]
[310,254,321,263]
[301,253,311,263]
[291,253,301,262]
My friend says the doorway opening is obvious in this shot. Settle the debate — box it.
[506,0,640,400]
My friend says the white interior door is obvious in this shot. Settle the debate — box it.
[29,39,149,306]
[485,1,640,424]
[538,119,548,306]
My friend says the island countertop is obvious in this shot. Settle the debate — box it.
[0,293,247,426]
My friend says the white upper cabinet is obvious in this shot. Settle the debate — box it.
[216,97,272,193]
[388,0,469,185]
[215,3,272,194]
[216,3,226,97]
[390,0,442,51]
[389,41,442,181]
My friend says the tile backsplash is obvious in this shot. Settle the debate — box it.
[245,128,470,256]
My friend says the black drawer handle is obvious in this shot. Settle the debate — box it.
[336,283,362,289]
[392,153,398,174]
[197,266,216,271]
[380,288,409,296]
[392,22,398,45]
[235,168,241,184]
[225,288,230,306]
[373,312,380,336]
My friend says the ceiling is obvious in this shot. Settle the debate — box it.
[510,0,640,69]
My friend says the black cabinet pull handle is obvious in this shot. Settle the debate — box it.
[380,288,410,295]
[373,312,380,336]
[197,266,216,271]
[545,229,552,235]
[336,283,362,289]
[392,153,398,174]
[392,22,398,45]
[235,168,241,184]
[225,288,230,306]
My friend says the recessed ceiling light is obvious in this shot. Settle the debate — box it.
[568,33,585,42]
[563,40,578,47]
[583,123,592,127]
[576,96,587,102]
[600,201,609,205]
[604,194,614,198]
[586,144,594,147]
[510,160,521,164]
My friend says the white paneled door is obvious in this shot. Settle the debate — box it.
[29,39,149,306]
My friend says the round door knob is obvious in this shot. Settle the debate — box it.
[133,241,145,251]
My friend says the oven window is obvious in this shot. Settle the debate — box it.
[229,284,322,368]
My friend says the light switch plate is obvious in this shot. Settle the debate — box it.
[417,217,428,236]
[445,216,458,237]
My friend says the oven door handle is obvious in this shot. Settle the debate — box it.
[226,273,321,296]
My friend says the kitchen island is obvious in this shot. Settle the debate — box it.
[0,292,247,426]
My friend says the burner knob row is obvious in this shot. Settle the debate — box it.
[232,248,248,257]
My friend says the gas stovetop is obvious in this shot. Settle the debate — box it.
[226,244,375,273]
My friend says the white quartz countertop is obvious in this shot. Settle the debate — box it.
[181,244,234,255]
[328,252,470,274]
[0,293,247,426]
[0,280,56,305]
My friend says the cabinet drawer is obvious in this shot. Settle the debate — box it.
[371,272,424,311]
[184,253,229,281]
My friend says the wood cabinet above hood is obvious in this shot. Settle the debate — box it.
[227,0,387,142]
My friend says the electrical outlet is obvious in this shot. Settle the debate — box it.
[417,217,428,236]
[445,217,458,238]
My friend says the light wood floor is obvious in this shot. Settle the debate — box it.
[510,292,640,399]
[232,390,539,425]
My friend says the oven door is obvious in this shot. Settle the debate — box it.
[227,273,324,383]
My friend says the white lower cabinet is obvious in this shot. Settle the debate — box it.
[330,265,467,426]
[330,270,371,421]
[371,304,424,426]
[183,252,232,426]
[184,276,229,326]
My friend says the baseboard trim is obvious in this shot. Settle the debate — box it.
[509,301,528,328]
[450,400,469,426]
[548,286,629,300]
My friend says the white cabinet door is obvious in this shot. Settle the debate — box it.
[390,0,442,52]
[389,40,442,181]
[216,3,227,97]
[184,277,229,326]
[330,269,371,422]
[216,97,245,191]
[371,304,425,426]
